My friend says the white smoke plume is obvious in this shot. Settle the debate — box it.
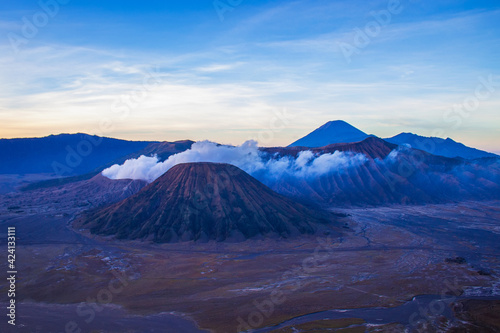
[102,140,368,183]
[384,144,416,163]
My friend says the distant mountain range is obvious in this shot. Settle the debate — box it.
[0,133,194,176]
[2,122,496,180]
[0,133,153,175]
[385,132,498,160]
[2,122,498,206]
[289,121,497,160]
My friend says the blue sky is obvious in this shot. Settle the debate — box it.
[1,0,499,152]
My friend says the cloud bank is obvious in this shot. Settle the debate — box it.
[102,140,368,183]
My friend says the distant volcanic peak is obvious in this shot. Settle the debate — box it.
[319,120,359,131]
[78,162,338,243]
[289,120,370,148]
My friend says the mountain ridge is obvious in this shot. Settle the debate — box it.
[265,137,397,160]
[0,133,155,175]
[288,120,497,160]
[385,132,498,160]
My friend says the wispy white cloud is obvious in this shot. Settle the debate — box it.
[253,9,500,58]
[194,62,244,73]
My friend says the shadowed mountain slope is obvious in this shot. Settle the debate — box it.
[385,132,498,160]
[0,133,155,176]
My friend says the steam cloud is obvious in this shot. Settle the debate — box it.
[102,140,368,183]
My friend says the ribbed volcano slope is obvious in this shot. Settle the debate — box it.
[77,163,338,242]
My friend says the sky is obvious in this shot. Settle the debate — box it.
[0,0,499,153]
